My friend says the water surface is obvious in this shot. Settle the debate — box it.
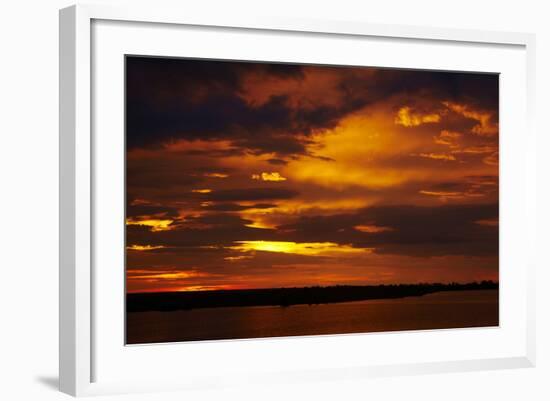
[126,289,498,344]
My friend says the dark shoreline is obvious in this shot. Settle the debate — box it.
[127,281,498,313]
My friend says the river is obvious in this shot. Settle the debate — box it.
[126,289,498,344]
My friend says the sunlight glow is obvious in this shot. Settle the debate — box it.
[130,271,198,280]
[244,220,277,229]
[126,218,174,232]
[395,106,441,127]
[419,190,463,197]
[175,285,232,292]
[224,255,254,262]
[231,240,371,256]
[251,172,287,181]
[127,244,165,251]
[203,172,229,178]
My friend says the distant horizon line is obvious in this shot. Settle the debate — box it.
[127,280,499,295]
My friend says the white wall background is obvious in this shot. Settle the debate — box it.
[0,0,547,399]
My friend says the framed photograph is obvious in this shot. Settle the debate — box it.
[59,4,536,396]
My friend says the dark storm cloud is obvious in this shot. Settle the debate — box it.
[367,69,499,113]
[127,204,180,219]
[126,246,328,282]
[425,182,464,191]
[126,57,310,154]
[186,213,252,226]
[266,158,288,165]
[127,158,204,190]
[206,188,299,202]
[201,203,277,212]
[279,203,498,257]
[126,221,276,248]
[436,72,499,114]
[127,200,497,259]
[127,56,499,157]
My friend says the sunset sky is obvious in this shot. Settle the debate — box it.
[125,56,499,293]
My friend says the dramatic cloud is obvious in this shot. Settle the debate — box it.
[127,57,499,157]
[126,56,499,292]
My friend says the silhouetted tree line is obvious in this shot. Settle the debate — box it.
[127,281,498,312]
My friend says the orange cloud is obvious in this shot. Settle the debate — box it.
[483,152,499,166]
[230,240,371,256]
[173,285,232,292]
[162,138,236,152]
[239,67,372,110]
[419,190,463,197]
[127,268,209,280]
[443,101,498,136]
[419,188,490,202]
[395,106,441,127]
[419,190,464,202]
[126,269,226,293]
[283,112,424,190]
[244,219,277,229]
[453,145,497,154]
[127,245,165,251]
[203,172,229,178]
[475,218,498,227]
[434,130,461,148]
[354,224,393,233]
[126,218,174,232]
[251,172,287,182]
[416,153,456,161]
[130,198,154,206]
[224,255,254,262]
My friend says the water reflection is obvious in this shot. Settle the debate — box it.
[127,290,498,344]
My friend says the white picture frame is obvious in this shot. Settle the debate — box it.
[59,4,536,397]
